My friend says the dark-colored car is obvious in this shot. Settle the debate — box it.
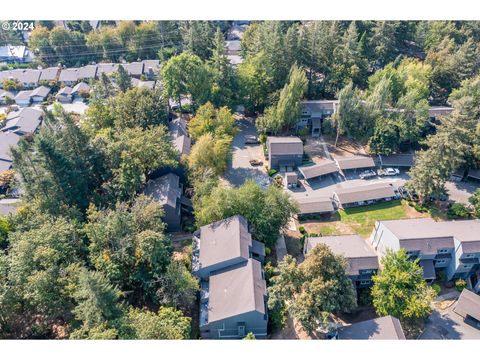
[249,159,263,166]
[244,135,260,145]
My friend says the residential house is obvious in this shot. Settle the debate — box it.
[369,218,480,290]
[267,136,303,171]
[0,89,14,104]
[71,82,90,100]
[168,117,191,157]
[2,108,43,135]
[192,215,265,280]
[336,316,406,340]
[30,86,51,103]
[333,183,397,208]
[17,69,41,89]
[122,62,144,78]
[377,153,416,168]
[304,235,379,288]
[295,195,335,218]
[299,159,338,182]
[77,65,97,82]
[96,63,119,77]
[142,60,160,79]
[0,132,22,172]
[39,67,60,82]
[297,100,339,137]
[199,259,268,339]
[131,78,155,90]
[14,90,32,106]
[453,289,480,323]
[335,155,376,173]
[0,46,33,63]
[56,87,73,103]
[192,215,267,339]
[58,68,79,86]
[142,172,183,232]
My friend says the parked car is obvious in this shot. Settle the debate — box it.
[249,159,263,166]
[359,169,377,179]
[397,186,409,199]
[244,135,260,145]
[378,167,400,176]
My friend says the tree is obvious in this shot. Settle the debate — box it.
[120,306,191,340]
[238,51,273,112]
[188,133,232,178]
[194,180,298,247]
[469,189,480,218]
[372,249,435,326]
[188,102,237,140]
[243,332,256,340]
[256,63,308,134]
[0,216,11,249]
[114,64,132,92]
[447,203,471,219]
[85,196,172,302]
[161,52,212,109]
[268,245,356,334]
[70,269,123,339]
[180,21,214,60]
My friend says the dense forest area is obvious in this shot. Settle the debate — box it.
[0,20,480,338]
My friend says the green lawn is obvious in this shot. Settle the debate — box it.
[337,200,413,237]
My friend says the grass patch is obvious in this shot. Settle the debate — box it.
[337,200,410,237]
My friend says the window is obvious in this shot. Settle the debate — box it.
[465,254,475,258]
[360,280,371,285]
[436,259,446,265]
[463,264,472,269]
[438,249,449,254]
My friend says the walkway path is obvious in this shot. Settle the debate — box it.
[275,233,288,262]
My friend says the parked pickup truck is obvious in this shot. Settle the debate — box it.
[377,167,400,176]
[359,170,377,179]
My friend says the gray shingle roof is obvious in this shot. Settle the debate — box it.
[338,316,406,340]
[268,136,303,156]
[77,65,97,80]
[14,90,32,101]
[17,69,41,85]
[301,100,339,113]
[207,258,266,323]
[59,68,79,82]
[143,172,181,208]
[334,183,396,205]
[295,195,334,214]
[0,132,22,162]
[39,67,60,81]
[335,155,375,170]
[30,86,51,98]
[96,63,118,76]
[57,86,73,96]
[305,235,379,276]
[131,78,155,89]
[197,215,252,271]
[378,218,480,255]
[378,153,416,167]
[454,289,480,321]
[2,108,43,134]
[71,82,90,95]
[142,59,160,75]
[122,62,144,76]
[299,159,338,179]
[172,135,191,156]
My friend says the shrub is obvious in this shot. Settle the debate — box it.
[264,261,275,282]
[431,283,441,296]
[298,226,306,234]
[455,279,467,292]
[268,305,287,333]
[259,133,267,144]
[447,203,471,219]
[267,169,278,177]
[299,235,305,249]
[265,247,271,256]
[437,270,446,282]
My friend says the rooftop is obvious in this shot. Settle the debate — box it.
[143,172,181,208]
[207,259,266,323]
[338,316,406,340]
[454,289,480,321]
[299,159,338,179]
[197,215,252,271]
[305,235,379,275]
[295,195,334,214]
[335,156,375,170]
[0,132,22,162]
[334,183,396,205]
[268,136,303,156]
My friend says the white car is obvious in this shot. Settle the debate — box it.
[378,167,400,176]
[359,170,377,179]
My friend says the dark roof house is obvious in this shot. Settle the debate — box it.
[295,195,335,215]
[299,159,338,180]
[267,136,303,171]
[2,108,43,135]
[334,183,397,208]
[335,156,376,171]
[337,316,406,340]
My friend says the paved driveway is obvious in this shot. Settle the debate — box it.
[445,180,479,205]
[223,118,271,188]
[420,307,480,339]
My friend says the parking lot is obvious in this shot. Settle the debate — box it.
[223,118,271,188]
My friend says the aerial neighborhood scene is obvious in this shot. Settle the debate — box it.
[2,18,480,343]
